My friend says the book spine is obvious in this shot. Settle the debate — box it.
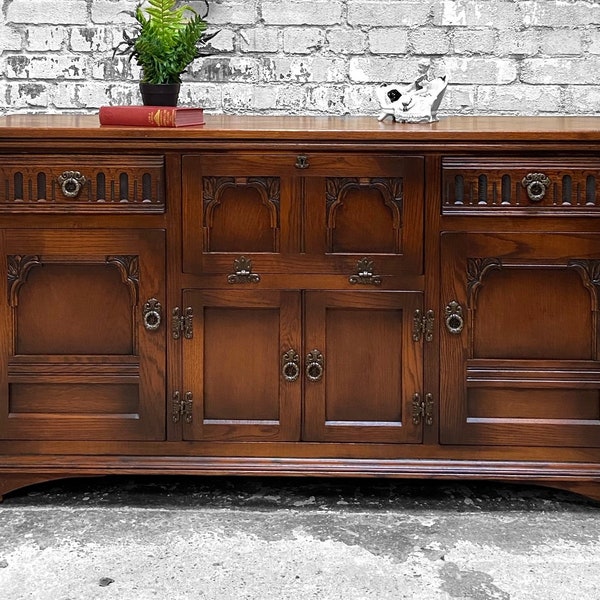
[99,107,176,127]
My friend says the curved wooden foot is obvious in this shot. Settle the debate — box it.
[0,473,80,502]
[533,480,600,503]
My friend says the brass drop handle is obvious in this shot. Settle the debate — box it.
[57,170,86,198]
[228,256,261,284]
[522,172,550,202]
[281,350,300,382]
[445,300,464,335]
[305,349,324,382]
[349,257,382,286]
[142,298,162,331]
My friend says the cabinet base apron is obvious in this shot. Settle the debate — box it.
[2,458,600,502]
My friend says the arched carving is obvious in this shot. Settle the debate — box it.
[7,255,43,307]
[466,257,503,307]
[325,177,403,228]
[325,177,403,253]
[202,176,281,252]
[105,255,140,304]
[202,176,280,228]
[568,259,600,310]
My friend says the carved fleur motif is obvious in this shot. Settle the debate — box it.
[7,255,42,306]
[466,257,502,306]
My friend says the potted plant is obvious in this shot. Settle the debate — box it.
[114,0,217,106]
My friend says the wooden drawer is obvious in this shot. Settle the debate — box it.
[442,157,600,216]
[0,155,165,213]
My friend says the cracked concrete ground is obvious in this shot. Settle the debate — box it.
[0,477,599,599]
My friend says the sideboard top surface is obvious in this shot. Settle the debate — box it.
[1,114,600,144]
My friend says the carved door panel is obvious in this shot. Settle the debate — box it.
[440,232,600,447]
[0,229,166,441]
[302,155,424,275]
[182,289,302,441]
[302,291,424,443]
[182,154,299,275]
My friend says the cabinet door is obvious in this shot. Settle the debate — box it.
[303,155,424,275]
[440,232,600,447]
[303,291,423,443]
[182,154,299,275]
[0,229,166,441]
[182,289,302,441]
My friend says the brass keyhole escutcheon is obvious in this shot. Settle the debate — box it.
[295,155,309,169]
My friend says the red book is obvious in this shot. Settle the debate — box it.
[98,105,205,127]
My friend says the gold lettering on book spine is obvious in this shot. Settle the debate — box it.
[148,109,175,126]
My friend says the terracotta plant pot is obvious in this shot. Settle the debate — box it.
[139,83,180,106]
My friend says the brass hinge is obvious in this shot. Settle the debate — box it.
[172,391,193,424]
[413,309,434,342]
[412,392,434,426]
[172,307,193,340]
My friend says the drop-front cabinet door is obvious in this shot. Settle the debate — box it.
[181,289,302,441]
[0,229,166,441]
[440,232,600,447]
[303,291,424,443]
[182,153,424,276]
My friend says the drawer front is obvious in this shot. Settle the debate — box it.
[0,155,165,213]
[442,157,600,216]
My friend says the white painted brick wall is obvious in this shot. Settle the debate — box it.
[1,0,600,116]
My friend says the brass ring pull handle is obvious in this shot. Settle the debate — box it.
[522,172,550,202]
[142,298,162,331]
[305,349,324,382]
[445,300,464,335]
[281,349,300,382]
[57,170,87,198]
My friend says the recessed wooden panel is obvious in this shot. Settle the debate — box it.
[327,180,398,254]
[472,267,592,360]
[14,263,133,355]
[325,308,403,422]
[204,177,279,253]
[203,307,280,421]
[467,388,600,420]
[9,383,139,415]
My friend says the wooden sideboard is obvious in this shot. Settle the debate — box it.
[1,114,600,501]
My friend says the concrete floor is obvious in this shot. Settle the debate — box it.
[0,476,599,599]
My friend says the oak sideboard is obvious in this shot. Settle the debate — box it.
[1,114,600,502]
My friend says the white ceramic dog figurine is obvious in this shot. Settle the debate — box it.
[377,75,448,123]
